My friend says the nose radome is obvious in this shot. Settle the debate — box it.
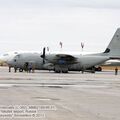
[6,58,15,67]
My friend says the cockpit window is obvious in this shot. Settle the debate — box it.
[3,54,9,56]
[14,52,18,54]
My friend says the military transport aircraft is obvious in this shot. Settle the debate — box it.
[7,28,120,73]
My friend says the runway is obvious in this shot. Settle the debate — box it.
[0,67,120,120]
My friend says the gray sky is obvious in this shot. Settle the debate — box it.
[0,0,120,54]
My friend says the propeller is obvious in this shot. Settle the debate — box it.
[41,47,46,64]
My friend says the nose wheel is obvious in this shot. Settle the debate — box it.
[19,68,23,72]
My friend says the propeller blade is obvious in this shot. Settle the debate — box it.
[40,47,46,64]
[43,47,45,58]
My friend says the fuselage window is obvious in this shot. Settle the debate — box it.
[14,59,17,62]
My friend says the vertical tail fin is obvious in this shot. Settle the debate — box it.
[103,28,120,57]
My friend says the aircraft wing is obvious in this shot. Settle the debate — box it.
[46,54,78,65]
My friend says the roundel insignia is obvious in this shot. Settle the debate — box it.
[104,48,110,53]
[116,35,119,37]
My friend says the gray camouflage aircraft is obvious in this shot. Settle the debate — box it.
[7,28,120,73]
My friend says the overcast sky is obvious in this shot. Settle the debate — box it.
[0,0,120,54]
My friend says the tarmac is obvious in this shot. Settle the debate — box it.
[0,67,120,120]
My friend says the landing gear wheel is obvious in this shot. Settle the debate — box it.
[19,68,23,72]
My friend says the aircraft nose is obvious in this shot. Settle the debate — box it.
[6,59,15,67]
